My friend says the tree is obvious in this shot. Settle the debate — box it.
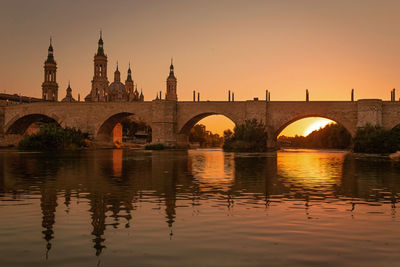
[223,119,268,152]
[18,123,89,151]
[189,124,224,147]
[353,124,400,153]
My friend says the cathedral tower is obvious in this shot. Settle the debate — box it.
[42,38,58,101]
[86,31,109,102]
[166,59,177,101]
[125,63,134,95]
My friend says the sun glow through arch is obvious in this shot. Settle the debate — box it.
[280,117,336,137]
[194,115,235,135]
[303,118,336,136]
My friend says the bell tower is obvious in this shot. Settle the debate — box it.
[86,31,109,102]
[165,59,177,101]
[42,38,58,101]
[125,63,134,93]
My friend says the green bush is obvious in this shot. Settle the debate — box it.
[145,143,165,150]
[223,119,268,152]
[353,124,400,154]
[18,123,89,151]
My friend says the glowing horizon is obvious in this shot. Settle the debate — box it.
[2,1,399,103]
[2,0,399,136]
[279,117,335,137]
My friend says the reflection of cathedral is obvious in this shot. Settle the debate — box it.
[85,32,144,102]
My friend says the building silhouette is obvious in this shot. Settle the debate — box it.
[85,31,109,102]
[37,33,187,103]
[166,59,177,100]
[84,32,145,102]
[42,38,58,101]
[61,82,76,102]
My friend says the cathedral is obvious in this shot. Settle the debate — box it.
[41,32,178,102]
[84,32,144,102]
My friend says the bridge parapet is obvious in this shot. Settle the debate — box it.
[1,99,400,149]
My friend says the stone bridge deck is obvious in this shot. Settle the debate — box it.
[1,99,399,148]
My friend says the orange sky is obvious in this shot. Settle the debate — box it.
[1,0,400,135]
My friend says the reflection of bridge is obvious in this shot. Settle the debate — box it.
[1,99,400,148]
[1,150,399,258]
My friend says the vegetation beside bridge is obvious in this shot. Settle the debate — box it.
[278,123,352,149]
[222,119,268,152]
[18,124,89,151]
[353,124,400,154]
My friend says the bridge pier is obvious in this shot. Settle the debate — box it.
[176,133,189,148]
[356,99,382,128]
[151,100,178,147]
[266,127,278,151]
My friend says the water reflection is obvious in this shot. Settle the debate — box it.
[277,149,344,193]
[1,149,400,264]
[189,149,234,191]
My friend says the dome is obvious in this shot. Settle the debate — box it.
[108,81,128,101]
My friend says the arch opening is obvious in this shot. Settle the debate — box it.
[6,114,60,135]
[179,114,235,148]
[97,113,152,147]
[276,116,352,149]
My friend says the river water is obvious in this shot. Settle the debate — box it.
[1,149,400,266]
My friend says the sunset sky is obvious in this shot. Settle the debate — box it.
[1,0,400,136]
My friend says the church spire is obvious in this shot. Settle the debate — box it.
[169,58,174,75]
[126,62,133,82]
[114,62,120,82]
[46,37,55,63]
[97,30,105,56]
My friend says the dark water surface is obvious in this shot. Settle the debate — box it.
[1,149,400,266]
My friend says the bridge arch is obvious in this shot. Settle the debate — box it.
[97,112,134,142]
[5,113,61,135]
[273,114,355,141]
[388,120,400,131]
[96,112,152,143]
[178,112,237,135]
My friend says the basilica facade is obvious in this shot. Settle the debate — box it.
[84,32,144,102]
[41,32,178,103]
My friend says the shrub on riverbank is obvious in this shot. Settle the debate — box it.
[223,119,268,152]
[18,124,89,151]
[353,124,400,153]
[145,143,165,150]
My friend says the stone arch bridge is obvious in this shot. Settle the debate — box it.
[1,99,400,149]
